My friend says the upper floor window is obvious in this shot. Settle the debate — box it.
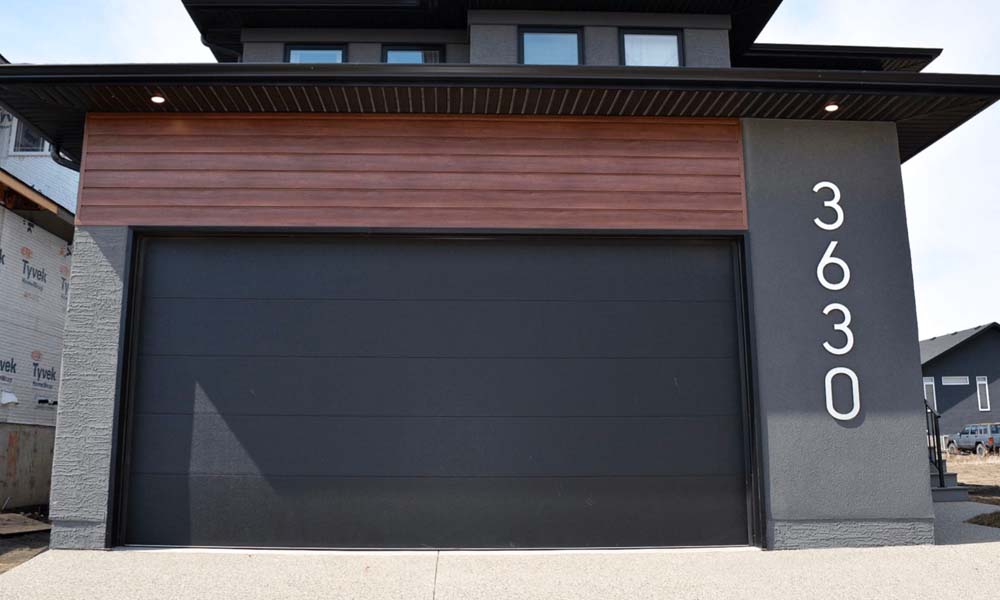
[520,28,581,65]
[12,120,47,154]
[383,46,444,64]
[621,30,682,67]
[287,45,346,64]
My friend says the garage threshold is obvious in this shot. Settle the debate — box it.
[115,545,762,556]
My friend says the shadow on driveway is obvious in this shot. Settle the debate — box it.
[0,532,49,575]
[934,501,1000,545]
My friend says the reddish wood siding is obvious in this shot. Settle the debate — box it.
[79,114,747,230]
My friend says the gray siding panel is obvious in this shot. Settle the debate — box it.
[137,298,738,358]
[126,475,749,548]
[134,355,742,417]
[129,414,746,477]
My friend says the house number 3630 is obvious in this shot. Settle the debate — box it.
[813,182,861,421]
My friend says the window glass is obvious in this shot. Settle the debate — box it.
[385,48,442,64]
[923,378,937,412]
[521,31,580,65]
[978,376,991,411]
[991,425,1000,434]
[12,120,46,153]
[623,32,681,67]
[288,48,345,64]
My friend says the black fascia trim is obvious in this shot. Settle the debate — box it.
[746,43,943,61]
[737,43,944,72]
[285,43,350,64]
[518,26,585,66]
[619,28,685,67]
[2,63,1000,96]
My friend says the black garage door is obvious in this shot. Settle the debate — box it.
[121,235,750,548]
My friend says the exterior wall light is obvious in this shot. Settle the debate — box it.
[151,95,166,104]
[824,102,840,113]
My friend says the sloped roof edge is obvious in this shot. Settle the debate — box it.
[920,322,1000,365]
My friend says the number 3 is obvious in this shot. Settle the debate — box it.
[813,181,844,231]
[822,303,854,355]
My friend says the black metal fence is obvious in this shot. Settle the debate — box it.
[926,400,945,488]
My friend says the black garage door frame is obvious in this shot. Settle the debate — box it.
[105,228,765,549]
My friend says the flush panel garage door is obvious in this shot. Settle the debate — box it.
[121,235,750,548]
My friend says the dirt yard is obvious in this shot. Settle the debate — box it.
[948,453,1000,487]
[0,532,49,575]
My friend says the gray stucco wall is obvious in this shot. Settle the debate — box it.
[242,29,471,64]
[467,11,730,66]
[241,42,284,63]
[49,226,130,549]
[923,329,1000,435]
[240,13,731,66]
[584,26,618,66]
[743,119,935,549]
[684,28,731,67]
[469,25,517,64]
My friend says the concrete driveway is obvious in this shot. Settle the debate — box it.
[2,502,998,600]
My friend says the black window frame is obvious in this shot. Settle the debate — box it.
[381,44,447,64]
[518,26,584,66]
[619,28,685,67]
[285,44,349,64]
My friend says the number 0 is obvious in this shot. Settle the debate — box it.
[825,367,861,421]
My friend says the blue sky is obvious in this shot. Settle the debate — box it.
[1,0,997,338]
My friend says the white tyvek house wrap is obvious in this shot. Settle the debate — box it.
[0,206,71,427]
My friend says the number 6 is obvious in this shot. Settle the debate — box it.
[822,303,854,356]
[817,241,851,291]
[825,367,861,421]
[813,181,844,231]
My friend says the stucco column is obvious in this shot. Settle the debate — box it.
[50,226,130,549]
[742,119,935,549]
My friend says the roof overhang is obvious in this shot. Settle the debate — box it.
[734,44,943,73]
[1,62,998,169]
[0,168,75,241]
[182,0,783,62]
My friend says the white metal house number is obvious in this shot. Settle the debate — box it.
[813,181,861,421]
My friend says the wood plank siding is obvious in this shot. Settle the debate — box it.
[79,114,747,230]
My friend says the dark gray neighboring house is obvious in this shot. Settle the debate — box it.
[921,323,1000,435]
